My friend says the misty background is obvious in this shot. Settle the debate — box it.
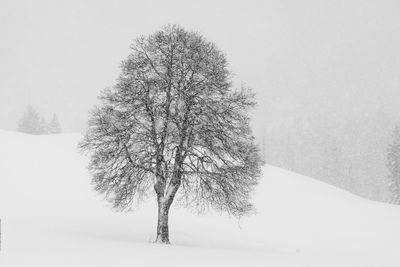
[1,0,400,201]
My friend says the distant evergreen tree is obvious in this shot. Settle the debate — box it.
[18,106,61,135]
[47,114,61,134]
[387,125,400,204]
[17,105,44,135]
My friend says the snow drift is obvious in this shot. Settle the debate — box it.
[0,130,399,266]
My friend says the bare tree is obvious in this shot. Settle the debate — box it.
[80,25,262,244]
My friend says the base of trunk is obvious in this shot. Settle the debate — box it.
[154,235,170,244]
[155,199,171,244]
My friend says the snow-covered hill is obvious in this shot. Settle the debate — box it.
[0,130,399,266]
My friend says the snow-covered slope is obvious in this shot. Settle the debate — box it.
[0,130,399,266]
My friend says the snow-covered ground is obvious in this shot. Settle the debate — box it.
[0,130,399,266]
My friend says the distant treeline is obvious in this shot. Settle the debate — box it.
[17,105,61,135]
[262,107,400,204]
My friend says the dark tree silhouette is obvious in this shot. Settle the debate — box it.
[80,25,262,244]
[387,125,400,204]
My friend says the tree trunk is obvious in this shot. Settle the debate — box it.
[155,199,172,244]
[154,162,182,244]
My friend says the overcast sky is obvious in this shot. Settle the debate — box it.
[1,0,400,136]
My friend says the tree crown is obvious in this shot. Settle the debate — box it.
[80,25,262,216]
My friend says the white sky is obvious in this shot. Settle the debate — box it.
[1,0,400,135]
